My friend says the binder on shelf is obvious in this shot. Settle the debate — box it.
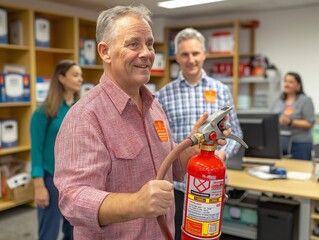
[0,73,30,102]
[79,38,96,65]
[168,31,177,57]
[36,77,51,102]
[9,20,23,45]
[1,119,18,148]
[151,52,165,75]
[3,64,26,74]
[81,82,95,97]
[209,31,233,54]
[34,18,50,47]
[0,8,8,44]
[170,62,180,80]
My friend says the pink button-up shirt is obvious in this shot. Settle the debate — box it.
[54,73,184,239]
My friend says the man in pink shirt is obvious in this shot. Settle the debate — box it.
[54,5,228,240]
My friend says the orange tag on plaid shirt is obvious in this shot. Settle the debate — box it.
[204,90,217,103]
[154,120,168,142]
[284,106,294,116]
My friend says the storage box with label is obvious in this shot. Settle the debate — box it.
[6,181,34,202]
[79,38,96,65]
[151,52,165,75]
[0,8,8,44]
[0,73,30,102]
[9,20,23,45]
[34,18,50,47]
[209,31,233,54]
[1,119,18,148]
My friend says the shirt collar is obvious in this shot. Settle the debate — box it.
[100,73,155,115]
[178,69,208,87]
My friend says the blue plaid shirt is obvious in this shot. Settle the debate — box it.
[156,70,242,192]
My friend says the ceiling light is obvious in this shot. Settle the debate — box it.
[157,0,224,9]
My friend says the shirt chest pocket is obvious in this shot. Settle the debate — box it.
[109,128,145,161]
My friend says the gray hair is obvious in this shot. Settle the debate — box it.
[174,28,206,54]
[96,5,152,44]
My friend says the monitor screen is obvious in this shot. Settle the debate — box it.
[237,112,282,159]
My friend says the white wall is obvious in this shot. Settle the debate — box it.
[3,1,319,113]
[155,5,319,114]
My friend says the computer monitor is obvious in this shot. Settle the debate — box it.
[237,112,282,159]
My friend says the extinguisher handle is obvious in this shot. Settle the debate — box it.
[195,106,248,149]
[225,133,248,149]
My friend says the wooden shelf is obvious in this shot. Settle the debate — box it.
[0,199,34,212]
[80,64,103,70]
[0,102,31,107]
[0,44,29,50]
[0,3,90,213]
[35,47,74,54]
[151,72,165,77]
[169,53,254,61]
[0,145,31,156]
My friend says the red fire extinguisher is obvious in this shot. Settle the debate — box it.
[156,106,248,240]
[181,142,226,240]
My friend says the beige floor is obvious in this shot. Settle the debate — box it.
[0,205,63,240]
[0,205,37,240]
[0,204,243,240]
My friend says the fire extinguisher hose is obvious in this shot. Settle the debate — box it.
[156,138,194,240]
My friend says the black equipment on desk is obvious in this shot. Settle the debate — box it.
[226,146,275,170]
[238,112,282,159]
[227,112,281,170]
[226,145,245,170]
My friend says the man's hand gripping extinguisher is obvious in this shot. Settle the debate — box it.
[156,106,248,240]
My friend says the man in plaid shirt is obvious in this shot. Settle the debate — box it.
[156,27,242,240]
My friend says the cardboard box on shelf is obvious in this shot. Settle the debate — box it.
[0,156,31,200]
[6,181,34,202]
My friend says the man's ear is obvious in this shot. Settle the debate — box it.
[98,42,111,63]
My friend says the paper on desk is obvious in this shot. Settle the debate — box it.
[286,171,311,180]
[248,166,286,180]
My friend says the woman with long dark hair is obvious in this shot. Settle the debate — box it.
[30,60,83,239]
[271,72,315,160]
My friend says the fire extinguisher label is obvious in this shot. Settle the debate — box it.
[183,175,224,237]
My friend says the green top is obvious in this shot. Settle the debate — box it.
[30,101,75,178]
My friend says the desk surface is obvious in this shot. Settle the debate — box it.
[227,158,319,200]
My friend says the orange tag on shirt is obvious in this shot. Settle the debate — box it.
[204,90,216,103]
[154,120,168,142]
[284,106,294,116]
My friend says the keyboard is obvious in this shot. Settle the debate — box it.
[243,160,275,166]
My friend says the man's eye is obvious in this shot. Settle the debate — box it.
[130,42,138,48]
[147,42,154,48]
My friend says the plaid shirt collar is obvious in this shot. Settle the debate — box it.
[178,69,208,88]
